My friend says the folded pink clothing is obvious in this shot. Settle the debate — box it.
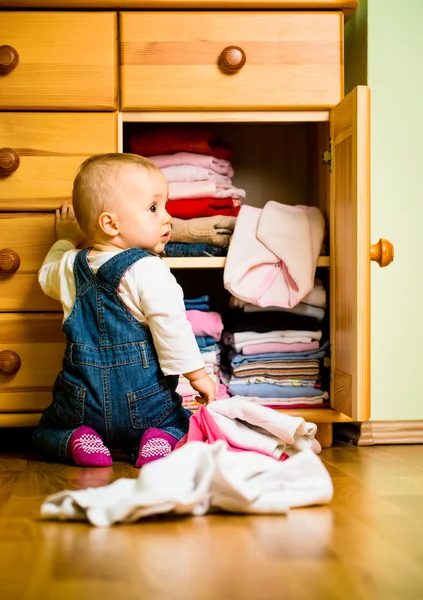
[224,202,325,308]
[160,165,232,186]
[176,397,320,457]
[242,341,320,355]
[186,310,224,341]
[148,152,234,177]
[169,181,246,201]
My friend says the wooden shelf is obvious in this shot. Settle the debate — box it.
[0,407,351,428]
[122,111,330,123]
[163,256,330,269]
[274,408,352,423]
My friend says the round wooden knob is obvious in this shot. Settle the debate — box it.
[370,238,394,267]
[0,350,21,375]
[0,249,20,273]
[0,148,20,176]
[219,46,246,74]
[0,45,19,75]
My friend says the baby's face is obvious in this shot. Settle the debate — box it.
[114,167,171,253]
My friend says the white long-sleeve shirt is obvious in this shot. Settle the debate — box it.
[38,240,205,376]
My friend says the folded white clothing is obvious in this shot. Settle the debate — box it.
[229,298,325,321]
[40,441,333,527]
[198,350,219,365]
[234,330,322,343]
[207,398,320,456]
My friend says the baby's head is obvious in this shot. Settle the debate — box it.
[72,153,171,253]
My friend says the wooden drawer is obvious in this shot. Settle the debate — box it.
[0,213,61,312]
[120,11,343,111]
[0,314,64,412]
[0,12,117,110]
[0,113,117,211]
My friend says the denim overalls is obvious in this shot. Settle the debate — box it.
[33,248,192,463]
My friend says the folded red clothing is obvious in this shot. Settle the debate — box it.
[166,198,240,219]
[130,127,233,160]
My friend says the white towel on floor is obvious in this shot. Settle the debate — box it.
[40,441,333,527]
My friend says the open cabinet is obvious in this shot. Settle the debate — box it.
[0,4,394,446]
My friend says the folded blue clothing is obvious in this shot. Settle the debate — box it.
[231,341,330,366]
[200,344,218,354]
[185,295,210,306]
[228,382,322,398]
[186,304,209,312]
[196,336,215,349]
[165,243,227,257]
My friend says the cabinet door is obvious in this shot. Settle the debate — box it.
[0,12,117,110]
[0,314,64,412]
[0,214,61,311]
[0,113,117,211]
[330,86,370,421]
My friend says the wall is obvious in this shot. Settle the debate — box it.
[346,0,423,419]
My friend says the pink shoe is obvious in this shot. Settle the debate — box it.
[69,426,112,467]
[135,428,178,468]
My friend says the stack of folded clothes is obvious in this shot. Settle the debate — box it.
[129,127,244,257]
[223,279,330,408]
[178,295,230,411]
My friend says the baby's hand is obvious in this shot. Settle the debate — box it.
[190,375,216,405]
[56,202,85,246]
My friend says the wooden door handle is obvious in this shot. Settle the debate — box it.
[0,148,20,176]
[0,249,20,273]
[370,238,394,267]
[0,45,19,74]
[219,46,246,74]
[0,350,21,375]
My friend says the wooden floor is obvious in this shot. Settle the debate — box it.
[1,443,423,600]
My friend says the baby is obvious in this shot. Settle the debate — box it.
[33,153,216,468]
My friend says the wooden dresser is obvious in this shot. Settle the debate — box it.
[0,1,394,446]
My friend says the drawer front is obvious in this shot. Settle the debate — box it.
[0,113,117,211]
[121,11,343,111]
[0,12,117,110]
[0,314,64,409]
[0,213,61,311]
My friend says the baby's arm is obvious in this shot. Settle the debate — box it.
[38,202,85,300]
[137,259,216,403]
[184,368,216,404]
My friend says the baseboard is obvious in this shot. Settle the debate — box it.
[334,420,423,446]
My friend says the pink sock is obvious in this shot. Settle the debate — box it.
[135,428,178,468]
[69,426,112,467]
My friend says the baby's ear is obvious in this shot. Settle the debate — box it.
[98,212,119,237]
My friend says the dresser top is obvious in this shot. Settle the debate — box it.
[0,0,359,17]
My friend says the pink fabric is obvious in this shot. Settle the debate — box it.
[148,152,234,177]
[160,165,232,186]
[176,406,274,456]
[224,202,325,309]
[168,180,246,201]
[176,397,320,457]
[186,310,224,341]
[242,341,320,355]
